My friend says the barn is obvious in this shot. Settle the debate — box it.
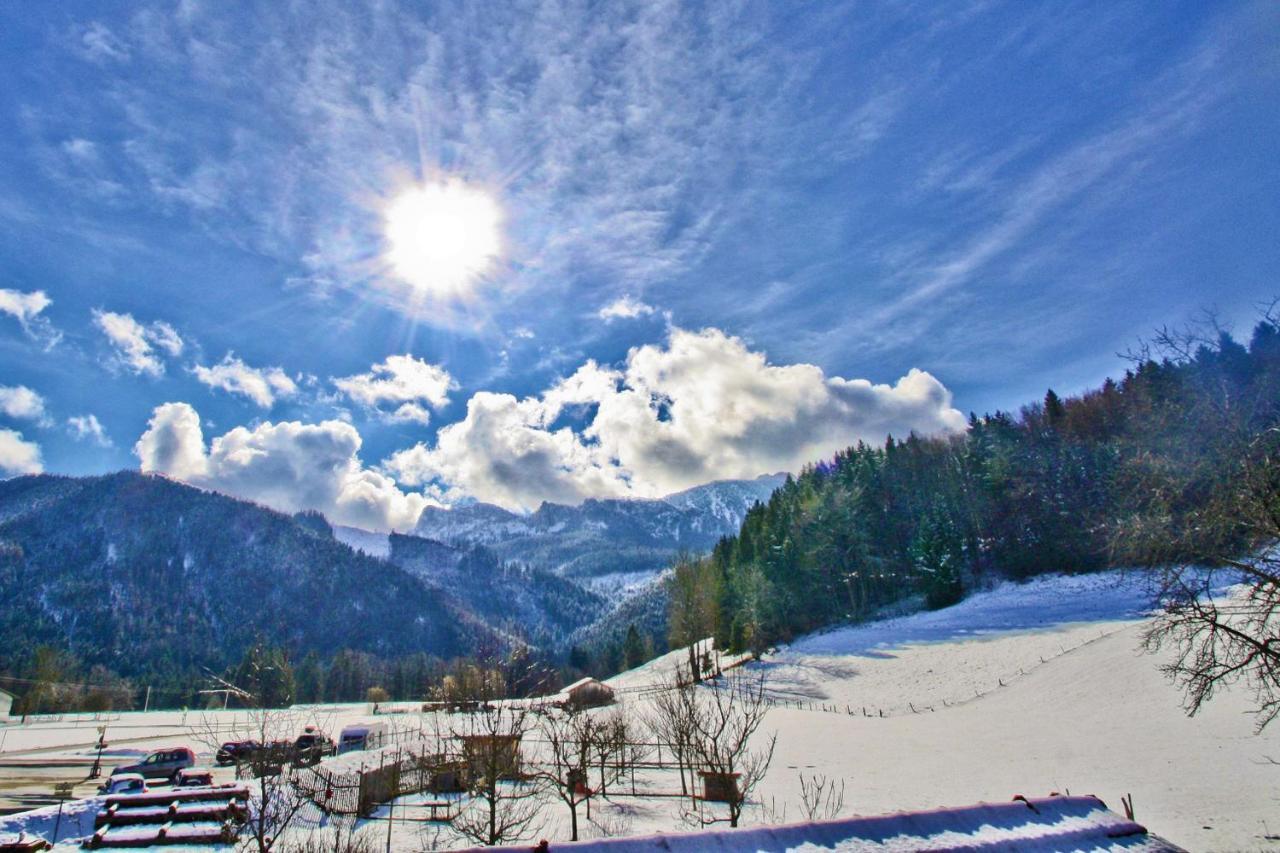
[561,677,615,710]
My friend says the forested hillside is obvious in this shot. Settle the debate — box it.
[662,314,1280,659]
[0,472,497,709]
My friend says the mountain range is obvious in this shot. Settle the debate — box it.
[408,473,786,588]
[0,470,784,691]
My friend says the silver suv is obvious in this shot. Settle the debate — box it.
[113,747,196,783]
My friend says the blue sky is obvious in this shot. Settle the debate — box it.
[0,1,1276,527]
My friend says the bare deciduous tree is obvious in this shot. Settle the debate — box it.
[645,677,698,799]
[672,670,777,828]
[194,708,313,853]
[1117,308,1280,731]
[797,774,846,822]
[533,709,595,841]
[451,704,543,847]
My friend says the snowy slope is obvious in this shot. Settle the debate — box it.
[604,570,1276,851]
[332,525,391,558]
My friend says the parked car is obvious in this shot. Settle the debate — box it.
[112,747,196,783]
[175,768,214,788]
[98,773,148,796]
[292,728,335,764]
[215,740,261,766]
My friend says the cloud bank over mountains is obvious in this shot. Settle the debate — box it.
[386,326,966,511]
[134,401,436,531]
[134,325,965,527]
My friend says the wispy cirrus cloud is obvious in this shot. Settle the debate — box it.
[67,414,113,447]
[36,2,815,330]
[598,296,657,322]
[859,11,1254,339]
[0,288,61,349]
[93,309,184,377]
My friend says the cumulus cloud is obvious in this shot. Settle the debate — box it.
[598,296,657,322]
[0,288,60,348]
[67,414,112,447]
[333,355,456,424]
[0,429,42,476]
[384,325,966,511]
[93,310,184,376]
[0,385,48,423]
[194,353,298,408]
[135,402,438,531]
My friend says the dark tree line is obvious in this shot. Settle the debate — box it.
[667,311,1280,675]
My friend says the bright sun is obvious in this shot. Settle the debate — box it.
[383,180,503,300]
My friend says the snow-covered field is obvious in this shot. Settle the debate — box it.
[4,569,1277,850]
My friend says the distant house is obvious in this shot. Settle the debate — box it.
[562,677,615,710]
[0,687,13,720]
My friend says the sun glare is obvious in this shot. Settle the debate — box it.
[383,180,503,300]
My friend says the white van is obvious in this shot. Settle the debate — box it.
[337,721,387,754]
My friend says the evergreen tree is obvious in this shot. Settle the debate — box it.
[623,624,646,670]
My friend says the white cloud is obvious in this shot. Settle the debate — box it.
[67,414,112,447]
[598,296,657,322]
[384,325,966,511]
[135,402,438,531]
[0,429,42,476]
[194,353,298,408]
[333,355,456,424]
[0,288,60,348]
[92,310,185,376]
[79,22,130,63]
[0,385,48,423]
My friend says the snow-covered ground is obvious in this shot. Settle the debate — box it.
[3,569,1276,851]
[608,570,1277,850]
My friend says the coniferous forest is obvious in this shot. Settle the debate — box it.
[664,311,1280,659]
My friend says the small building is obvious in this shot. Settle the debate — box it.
[0,687,13,720]
[562,677,615,710]
[458,733,523,781]
[698,770,741,803]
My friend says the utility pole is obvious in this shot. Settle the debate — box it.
[89,726,109,780]
[52,782,74,841]
[143,685,151,713]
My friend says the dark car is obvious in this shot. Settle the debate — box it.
[292,729,335,764]
[113,747,196,782]
[215,740,261,766]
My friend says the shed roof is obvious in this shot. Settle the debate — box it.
[462,795,1185,852]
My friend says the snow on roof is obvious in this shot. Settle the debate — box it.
[465,796,1185,852]
[563,677,611,691]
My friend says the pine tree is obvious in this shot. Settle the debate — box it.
[623,624,646,670]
